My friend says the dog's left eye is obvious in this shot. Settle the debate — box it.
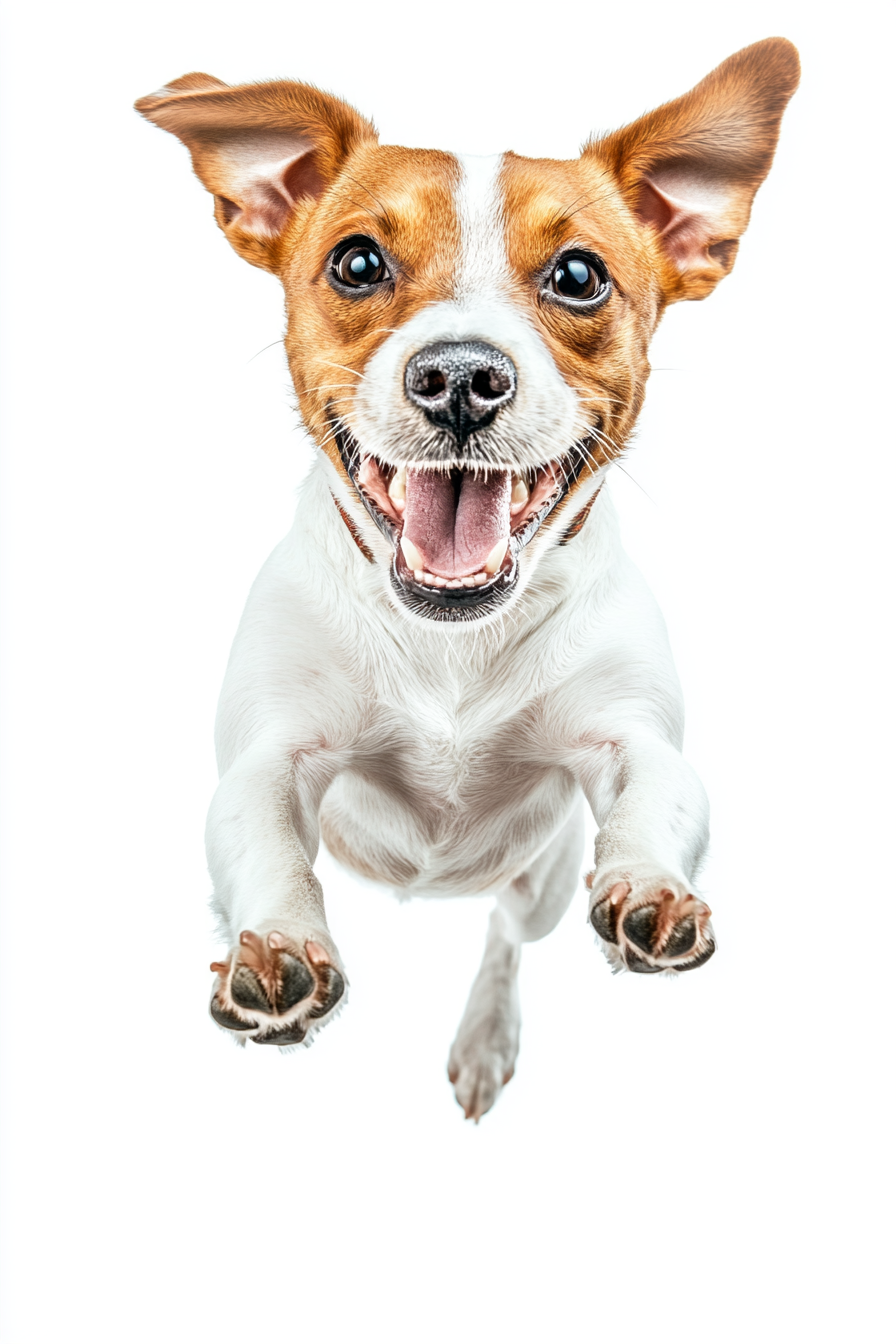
[332,237,388,289]
[547,252,610,305]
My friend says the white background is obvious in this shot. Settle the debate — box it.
[1,1,893,1340]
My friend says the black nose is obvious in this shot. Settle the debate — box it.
[404,341,517,445]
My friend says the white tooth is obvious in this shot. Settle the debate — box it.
[473,572,487,585]
[447,579,463,589]
[414,569,424,582]
[388,467,407,505]
[484,538,509,575]
[401,536,425,571]
[461,576,477,587]
[510,476,530,512]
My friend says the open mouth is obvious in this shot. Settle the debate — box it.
[333,421,592,621]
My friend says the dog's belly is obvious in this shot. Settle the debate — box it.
[318,760,579,896]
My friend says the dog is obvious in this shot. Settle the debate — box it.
[136,38,798,1120]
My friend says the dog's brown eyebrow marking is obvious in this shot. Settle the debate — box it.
[340,172,402,236]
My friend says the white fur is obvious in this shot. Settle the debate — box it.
[206,155,712,1109]
[207,456,709,1084]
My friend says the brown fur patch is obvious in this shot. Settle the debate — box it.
[136,76,378,271]
[331,493,375,562]
[280,145,461,486]
[500,153,658,506]
[558,484,604,545]
[586,38,800,300]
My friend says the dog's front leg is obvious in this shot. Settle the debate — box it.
[204,738,345,1046]
[579,733,715,974]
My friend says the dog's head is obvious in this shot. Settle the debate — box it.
[137,40,798,622]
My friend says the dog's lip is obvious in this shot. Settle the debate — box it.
[330,418,592,614]
[393,545,517,609]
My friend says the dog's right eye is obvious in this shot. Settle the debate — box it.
[331,237,388,289]
[547,251,611,306]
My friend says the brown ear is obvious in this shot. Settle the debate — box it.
[586,38,799,301]
[135,74,377,271]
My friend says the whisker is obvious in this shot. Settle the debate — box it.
[343,174,392,221]
[545,192,592,234]
[557,197,598,224]
[592,426,627,456]
[319,359,367,381]
[247,339,284,364]
[568,385,627,407]
[345,196,383,223]
[613,461,656,504]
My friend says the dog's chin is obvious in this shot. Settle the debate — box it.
[390,542,518,623]
[333,423,592,623]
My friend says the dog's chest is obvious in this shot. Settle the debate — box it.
[318,651,576,893]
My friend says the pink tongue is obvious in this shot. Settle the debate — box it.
[402,468,511,577]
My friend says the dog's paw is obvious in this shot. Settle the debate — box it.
[209,929,346,1048]
[447,1045,516,1125]
[587,869,715,974]
[447,999,519,1123]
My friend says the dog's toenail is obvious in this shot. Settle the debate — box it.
[309,965,345,1018]
[622,905,660,954]
[210,999,257,1031]
[231,965,274,1013]
[238,930,267,963]
[662,915,697,958]
[276,954,315,1012]
[305,940,329,966]
[608,881,630,905]
[267,932,286,949]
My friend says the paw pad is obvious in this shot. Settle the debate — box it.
[209,931,345,1042]
[589,877,714,973]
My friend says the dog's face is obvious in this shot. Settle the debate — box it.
[282,147,657,620]
[138,40,798,622]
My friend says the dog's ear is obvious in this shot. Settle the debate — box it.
[586,38,799,301]
[135,74,377,271]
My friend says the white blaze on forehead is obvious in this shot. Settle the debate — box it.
[454,153,511,300]
[348,148,588,472]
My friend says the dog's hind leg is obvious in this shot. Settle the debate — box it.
[448,803,584,1121]
[448,906,521,1123]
